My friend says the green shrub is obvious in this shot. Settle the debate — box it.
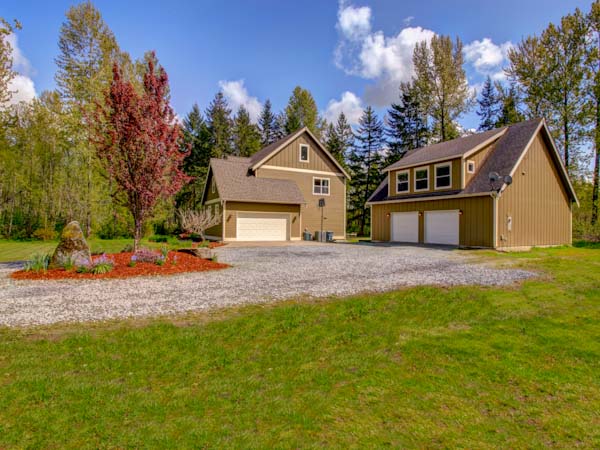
[149,235,169,243]
[60,256,76,271]
[32,228,56,241]
[24,254,50,272]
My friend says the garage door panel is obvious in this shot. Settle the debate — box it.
[391,212,419,243]
[236,213,289,241]
[425,210,459,246]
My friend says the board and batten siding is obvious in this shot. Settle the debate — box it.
[262,134,341,173]
[496,133,572,248]
[224,202,301,240]
[371,195,494,247]
[464,142,496,187]
[388,158,462,196]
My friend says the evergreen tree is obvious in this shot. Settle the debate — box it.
[477,76,500,130]
[495,82,524,127]
[348,106,384,236]
[386,82,428,166]
[176,103,211,208]
[258,99,276,146]
[233,106,261,157]
[272,112,287,140]
[284,86,322,136]
[324,112,353,165]
[412,35,474,142]
[205,92,232,157]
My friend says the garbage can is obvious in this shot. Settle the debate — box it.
[326,231,334,242]
[303,231,312,241]
[314,231,323,242]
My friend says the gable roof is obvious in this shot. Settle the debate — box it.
[249,127,351,179]
[368,118,579,205]
[207,156,305,204]
[384,127,507,172]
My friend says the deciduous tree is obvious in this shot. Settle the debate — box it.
[93,58,190,250]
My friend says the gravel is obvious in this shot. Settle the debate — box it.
[0,243,533,327]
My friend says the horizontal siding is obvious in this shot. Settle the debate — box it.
[371,196,494,247]
[497,133,572,247]
[224,202,301,239]
[257,168,346,237]
[389,158,461,196]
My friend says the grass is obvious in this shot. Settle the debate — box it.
[0,237,190,263]
[0,247,599,447]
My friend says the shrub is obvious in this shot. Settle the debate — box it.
[24,253,50,273]
[149,235,169,243]
[32,228,56,241]
[133,247,162,264]
[76,254,115,274]
[60,255,76,271]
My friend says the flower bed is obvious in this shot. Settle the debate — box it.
[11,251,229,281]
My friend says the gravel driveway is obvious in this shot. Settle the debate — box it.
[0,243,533,327]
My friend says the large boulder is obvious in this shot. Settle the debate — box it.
[49,221,92,269]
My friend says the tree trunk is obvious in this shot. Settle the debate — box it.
[133,217,143,252]
[563,94,570,174]
[592,98,600,225]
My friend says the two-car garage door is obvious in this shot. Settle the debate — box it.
[390,210,459,246]
[236,213,289,241]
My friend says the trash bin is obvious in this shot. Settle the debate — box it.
[314,231,324,242]
[303,231,312,241]
[326,231,334,242]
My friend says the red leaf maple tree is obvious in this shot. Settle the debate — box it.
[93,54,191,250]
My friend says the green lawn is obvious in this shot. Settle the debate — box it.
[0,238,189,263]
[0,247,599,447]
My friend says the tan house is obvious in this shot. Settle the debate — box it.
[367,118,579,249]
[201,127,350,241]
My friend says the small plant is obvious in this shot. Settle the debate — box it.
[91,254,115,274]
[24,253,51,273]
[128,255,137,267]
[133,247,162,264]
[210,254,218,263]
[60,255,76,271]
[171,254,178,266]
[199,240,211,248]
[155,256,166,266]
[121,243,134,253]
[160,245,169,258]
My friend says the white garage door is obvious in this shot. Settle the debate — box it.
[424,210,459,246]
[391,212,419,243]
[236,213,289,241]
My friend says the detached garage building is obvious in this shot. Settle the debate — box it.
[367,118,579,249]
[201,127,350,242]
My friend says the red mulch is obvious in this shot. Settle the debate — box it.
[11,251,229,281]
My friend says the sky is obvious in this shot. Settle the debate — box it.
[3,0,592,130]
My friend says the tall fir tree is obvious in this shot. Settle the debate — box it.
[176,103,212,208]
[348,106,385,236]
[495,82,524,127]
[284,86,322,136]
[476,76,501,131]
[412,35,474,142]
[385,82,428,166]
[324,112,353,165]
[232,106,261,157]
[205,92,232,157]
[258,99,277,146]
[272,112,287,140]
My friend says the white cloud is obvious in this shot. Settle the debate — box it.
[403,16,414,26]
[324,91,363,125]
[218,79,262,123]
[334,3,435,106]
[463,38,512,80]
[3,33,36,105]
[337,3,371,41]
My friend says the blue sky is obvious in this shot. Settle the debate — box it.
[4,0,592,130]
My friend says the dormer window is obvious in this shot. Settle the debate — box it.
[467,160,475,173]
[414,167,429,191]
[396,170,409,193]
[435,163,452,189]
[299,144,309,162]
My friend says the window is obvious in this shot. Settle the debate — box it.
[211,179,216,194]
[414,167,429,191]
[467,160,475,173]
[299,144,309,162]
[396,170,409,193]
[313,177,330,195]
[435,163,452,189]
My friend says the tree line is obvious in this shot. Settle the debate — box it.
[0,1,598,241]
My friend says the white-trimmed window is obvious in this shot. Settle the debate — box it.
[396,170,409,193]
[414,166,429,191]
[299,144,309,162]
[467,160,475,174]
[434,163,452,189]
[313,177,330,195]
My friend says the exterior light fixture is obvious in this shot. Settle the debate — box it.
[386,212,391,218]
[489,171,513,193]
